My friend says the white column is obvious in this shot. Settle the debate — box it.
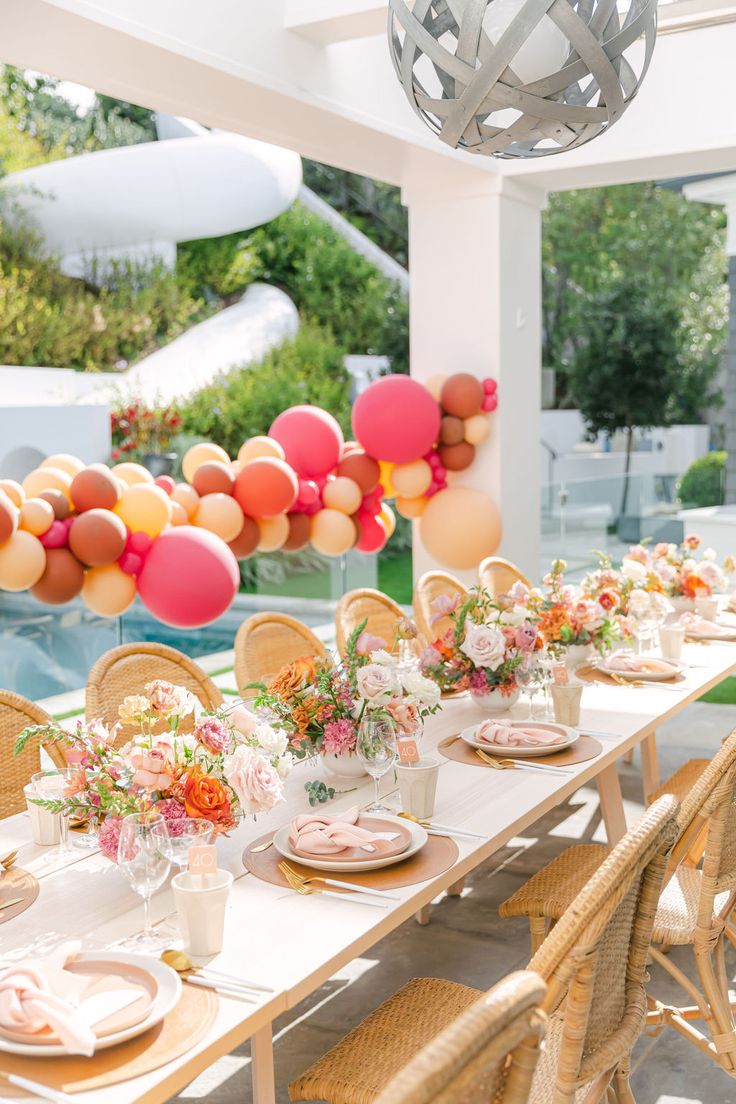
[404,176,545,584]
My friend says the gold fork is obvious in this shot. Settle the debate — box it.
[475,748,515,769]
[0,851,17,872]
[278,862,389,907]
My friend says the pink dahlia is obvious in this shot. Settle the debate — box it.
[322,719,357,756]
[98,815,123,862]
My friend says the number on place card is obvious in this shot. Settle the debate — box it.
[552,665,569,686]
[398,740,420,765]
[188,844,217,875]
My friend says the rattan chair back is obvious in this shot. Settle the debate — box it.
[0,690,66,818]
[478,557,531,600]
[335,588,407,656]
[86,643,223,746]
[413,571,469,644]
[234,613,329,695]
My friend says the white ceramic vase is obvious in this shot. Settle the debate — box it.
[470,687,520,714]
[321,752,369,778]
[564,643,594,672]
[669,596,695,619]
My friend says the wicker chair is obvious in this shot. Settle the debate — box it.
[1,690,67,818]
[86,643,223,746]
[478,557,531,599]
[289,796,678,1104]
[413,571,469,644]
[234,613,329,695]
[335,588,410,657]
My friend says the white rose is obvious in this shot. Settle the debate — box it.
[682,558,697,574]
[650,592,673,618]
[400,669,441,708]
[371,649,398,668]
[703,547,717,561]
[499,605,527,627]
[621,558,647,582]
[224,745,284,815]
[357,663,398,705]
[627,589,651,617]
[460,623,507,670]
[254,721,288,757]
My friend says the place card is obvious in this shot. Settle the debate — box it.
[188,845,217,876]
[397,739,420,765]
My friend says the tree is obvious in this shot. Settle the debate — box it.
[568,278,682,519]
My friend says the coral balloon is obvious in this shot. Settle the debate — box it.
[234,458,298,519]
[322,476,363,516]
[172,483,200,518]
[192,461,235,498]
[20,498,55,537]
[395,496,427,520]
[154,475,176,495]
[464,414,490,445]
[22,467,72,502]
[269,405,344,479]
[137,527,239,628]
[378,461,396,499]
[440,373,484,419]
[0,480,24,508]
[228,516,260,559]
[355,513,388,554]
[420,487,502,570]
[379,503,397,538]
[170,501,189,526]
[31,548,85,605]
[40,520,68,549]
[82,563,137,617]
[310,509,356,557]
[39,489,70,520]
[182,443,230,484]
[41,454,85,478]
[283,512,311,552]
[335,451,381,494]
[112,462,154,486]
[70,464,121,512]
[352,376,440,464]
[391,459,432,499]
[194,493,244,543]
[238,436,285,465]
[68,509,128,566]
[438,441,476,472]
[439,415,465,446]
[115,484,172,538]
[257,515,289,552]
[425,374,449,401]
[0,530,46,591]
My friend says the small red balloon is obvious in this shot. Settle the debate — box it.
[40,520,68,548]
[356,514,388,554]
[154,475,176,495]
[118,552,143,576]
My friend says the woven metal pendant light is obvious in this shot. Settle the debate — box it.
[387,0,657,159]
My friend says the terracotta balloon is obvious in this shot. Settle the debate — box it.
[172,482,200,518]
[111,462,154,486]
[82,563,137,616]
[440,373,484,419]
[257,514,289,552]
[228,515,260,559]
[137,527,239,628]
[234,458,298,519]
[283,512,311,552]
[379,503,397,538]
[464,414,491,445]
[70,464,121,512]
[269,406,344,479]
[228,516,260,559]
[170,501,189,526]
[0,490,19,545]
[355,513,387,554]
[335,451,381,494]
[192,461,235,498]
[395,496,427,520]
[155,474,176,496]
[194,493,244,543]
[115,484,172,538]
[22,466,72,502]
[439,415,465,446]
[182,442,230,484]
[310,509,356,557]
[0,480,24,508]
[0,530,46,591]
[352,376,440,464]
[237,436,285,465]
[19,497,55,537]
[391,459,432,499]
[420,487,502,570]
[322,476,363,516]
[31,548,85,605]
[68,509,128,566]
[40,454,85,478]
[439,441,476,472]
[39,489,70,520]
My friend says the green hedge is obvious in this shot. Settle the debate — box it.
[677,451,726,508]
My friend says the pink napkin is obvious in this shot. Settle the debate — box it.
[681,613,734,638]
[606,653,674,673]
[477,722,565,748]
[289,806,396,855]
[0,943,95,1055]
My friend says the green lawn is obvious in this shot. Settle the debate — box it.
[700,678,736,705]
[378,550,413,605]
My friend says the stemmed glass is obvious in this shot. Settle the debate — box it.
[159,818,214,873]
[30,768,78,856]
[515,658,542,721]
[356,717,397,814]
[537,649,556,719]
[117,812,171,950]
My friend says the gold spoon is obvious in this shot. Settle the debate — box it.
[249,838,274,853]
[161,949,275,993]
[0,851,18,872]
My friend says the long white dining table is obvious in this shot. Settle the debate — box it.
[2,640,736,1104]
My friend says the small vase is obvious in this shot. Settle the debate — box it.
[322,752,368,779]
[142,452,177,477]
[470,687,520,715]
[669,596,695,620]
[564,644,594,672]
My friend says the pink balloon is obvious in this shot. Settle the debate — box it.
[483,378,498,394]
[427,452,442,469]
[137,527,240,629]
[356,514,388,554]
[352,376,440,464]
[269,406,344,479]
[296,479,320,510]
[118,552,143,576]
[40,520,68,549]
[128,531,153,555]
[482,394,498,413]
[154,475,175,495]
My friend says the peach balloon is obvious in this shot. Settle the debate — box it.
[194,493,245,543]
[172,483,200,518]
[0,490,19,545]
[391,459,432,499]
[0,530,46,591]
[20,497,55,537]
[425,374,449,402]
[237,436,286,464]
[170,501,189,526]
[310,509,356,557]
[112,462,154,486]
[22,466,72,502]
[82,563,137,616]
[182,442,230,483]
[257,514,289,552]
[0,480,24,508]
[115,484,172,538]
[322,476,362,516]
[379,503,397,538]
[464,414,490,446]
[41,453,85,478]
[395,495,427,520]
[420,487,502,570]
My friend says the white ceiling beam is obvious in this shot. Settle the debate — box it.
[283,0,386,45]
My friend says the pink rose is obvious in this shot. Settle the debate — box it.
[224,746,284,815]
[430,594,460,624]
[228,704,257,738]
[356,631,388,656]
[387,696,419,735]
[194,717,230,756]
[514,623,538,652]
[127,744,174,791]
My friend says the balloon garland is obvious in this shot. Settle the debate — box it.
[0,374,500,628]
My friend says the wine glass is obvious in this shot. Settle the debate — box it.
[30,768,78,856]
[356,717,397,814]
[160,818,214,872]
[117,812,171,950]
[515,658,542,721]
[536,649,555,719]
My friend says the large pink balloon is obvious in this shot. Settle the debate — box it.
[137,526,239,628]
[352,376,441,464]
[269,406,344,479]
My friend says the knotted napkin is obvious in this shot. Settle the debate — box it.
[477,722,565,748]
[289,806,396,855]
[681,613,734,638]
[0,942,95,1055]
[606,653,675,673]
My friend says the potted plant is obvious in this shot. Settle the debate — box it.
[111,400,182,476]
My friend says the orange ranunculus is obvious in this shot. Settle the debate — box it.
[682,573,708,599]
[268,656,319,699]
[183,767,232,825]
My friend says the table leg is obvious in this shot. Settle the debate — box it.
[640,732,660,803]
[251,1024,276,1104]
[415,905,431,925]
[596,764,627,843]
[447,877,465,897]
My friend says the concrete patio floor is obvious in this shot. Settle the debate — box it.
[175,702,736,1104]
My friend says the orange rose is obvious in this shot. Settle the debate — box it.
[268,656,319,699]
[183,767,232,825]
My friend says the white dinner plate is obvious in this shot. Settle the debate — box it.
[273,814,428,872]
[687,625,736,642]
[0,951,181,1057]
[597,657,682,682]
[460,720,579,758]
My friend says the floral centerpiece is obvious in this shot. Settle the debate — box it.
[646,537,725,602]
[15,680,293,860]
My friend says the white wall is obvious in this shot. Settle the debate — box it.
[0,405,111,480]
